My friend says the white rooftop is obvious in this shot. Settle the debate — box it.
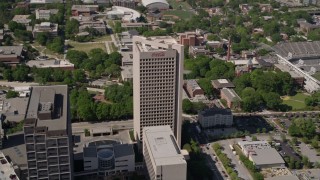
[217,79,228,84]
[144,126,186,166]
[0,151,19,180]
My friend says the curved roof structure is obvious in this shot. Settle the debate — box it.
[142,0,169,7]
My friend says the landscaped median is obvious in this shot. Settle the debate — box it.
[233,144,264,180]
[212,143,240,180]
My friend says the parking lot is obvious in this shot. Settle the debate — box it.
[217,139,252,180]
[298,142,320,163]
[235,116,274,134]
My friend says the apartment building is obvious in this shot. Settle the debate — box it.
[143,126,187,180]
[24,85,73,180]
[133,36,184,144]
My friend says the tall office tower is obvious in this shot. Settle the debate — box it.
[143,126,187,180]
[133,36,184,145]
[24,85,73,180]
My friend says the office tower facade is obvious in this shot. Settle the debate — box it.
[143,126,187,180]
[133,36,184,145]
[24,85,73,180]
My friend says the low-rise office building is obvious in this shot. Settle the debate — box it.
[33,22,58,38]
[143,126,187,180]
[26,59,75,70]
[0,46,24,65]
[198,108,233,128]
[12,15,31,26]
[71,5,99,17]
[220,88,241,109]
[184,80,204,98]
[211,79,235,90]
[35,9,59,20]
[83,141,135,176]
[189,46,210,57]
[238,141,285,169]
[79,20,107,35]
[112,0,136,8]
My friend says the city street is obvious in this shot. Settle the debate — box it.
[72,120,133,133]
[218,139,253,180]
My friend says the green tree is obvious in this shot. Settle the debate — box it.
[3,69,13,81]
[36,32,49,46]
[308,29,320,41]
[65,19,79,39]
[6,90,19,99]
[198,78,215,97]
[182,99,193,114]
[73,69,86,83]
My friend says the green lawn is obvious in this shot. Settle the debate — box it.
[93,35,112,42]
[282,93,309,110]
[67,41,106,53]
[163,10,194,20]
[312,72,320,81]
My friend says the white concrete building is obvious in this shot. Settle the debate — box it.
[106,6,141,22]
[198,108,233,128]
[238,141,285,169]
[141,0,169,10]
[133,36,184,145]
[143,126,187,180]
[83,142,135,176]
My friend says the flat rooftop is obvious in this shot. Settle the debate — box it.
[211,79,235,89]
[0,151,19,180]
[134,36,180,52]
[26,59,74,68]
[0,46,23,56]
[251,148,285,166]
[144,126,186,166]
[25,85,68,131]
[238,141,285,166]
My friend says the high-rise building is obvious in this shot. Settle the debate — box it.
[143,126,187,180]
[23,85,73,180]
[132,36,184,145]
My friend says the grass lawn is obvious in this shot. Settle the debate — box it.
[67,41,106,53]
[163,10,194,20]
[281,93,309,110]
[93,35,112,42]
[312,72,320,81]
[110,42,118,52]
